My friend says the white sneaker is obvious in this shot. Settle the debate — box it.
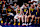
[0,25,2,27]
[24,23,26,25]
[22,23,25,26]
[29,23,32,25]
[26,23,28,26]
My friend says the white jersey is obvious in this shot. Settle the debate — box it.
[31,0,38,5]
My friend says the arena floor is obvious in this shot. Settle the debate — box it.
[0,24,40,27]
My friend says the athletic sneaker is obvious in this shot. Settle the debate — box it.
[29,23,32,25]
[24,23,26,25]
[0,25,2,27]
[18,23,20,25]
[22,23,25,26]
[26,23,28,26]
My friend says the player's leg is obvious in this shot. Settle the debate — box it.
[37,17,39,24]
[31,15,35,22]
[13,18,16,25]
[25,15,29,26]
[29,15,35,25]
[28,15,31,25]
[37,13,39,24]
[22,15,25,25]
[34,11,37,24]
[13,14,18,25]
[25,15,27,25]
[31,15,35,23]
[35,17,37,24]
[18,16,21,25]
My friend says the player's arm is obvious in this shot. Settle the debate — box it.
[20,8,21,14]
[22,9,24,15]
[28,1,33,3]
[28,1,37,3]
[26,10,28,15]
[29,8,31,15]
[37,7,39,13]
[20,8,22,14]
[26,8,29,14]
[16,8,18,14]
[10,5,14,11]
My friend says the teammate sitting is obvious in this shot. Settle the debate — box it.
[22,3,29,26]
[33,3,39,24]
[6,5,13,16]
[29,4,35,25]
[13,5,22,25]
[35,3,40,24]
